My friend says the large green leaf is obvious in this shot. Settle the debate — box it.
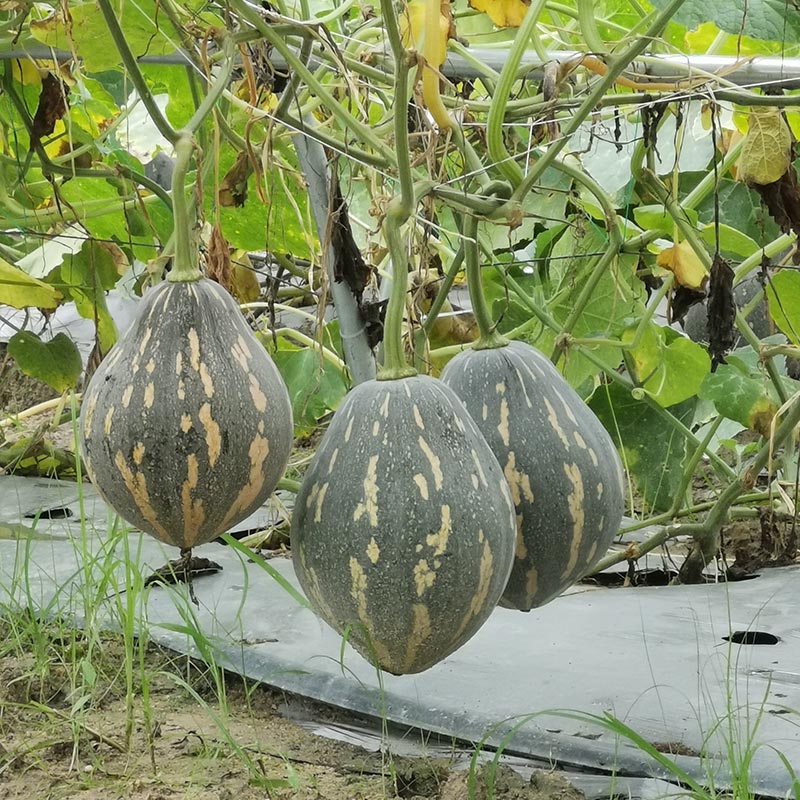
[766,270,800,345]
[0,258,62,309]
[58,177,123,231]
[485,220,645,389]
[59,241,123,352]
[698,363,777,437]
[634,204,699,234]
[271,347,347,436]
[589,382,695,513]
[29,2,181,73]
[544,221,645,387]
[698,224,759,259]
[648,0,800,43]
[141,66,195,130]
[208,145,313,259]
[7,332,82,393]
[623,323,710,407]
[29,1,225,74]
[692,178,781,244]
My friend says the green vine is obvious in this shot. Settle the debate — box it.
[377,0,417,381]
[462,212,507,350]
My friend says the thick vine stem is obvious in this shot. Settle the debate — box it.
[577,0,606,53]
[167,136,200,284]
[231,0,394,164]
[96,0,178,145]
[589,395,800,579]
[381,200,417,379]
[376,0,419,380]
[486,0,547,186]
[510,0,688,206]
[463,214,507,350]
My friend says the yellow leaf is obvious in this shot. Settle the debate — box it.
[231,251,261,304]
[786,111,800,142]
[401,0,449,66]
[43,118,66,159]
[468,0,530,28]
[737,107,792,186]
[0,257,62,309]
[655,241,707,290]
[10,58,42,86]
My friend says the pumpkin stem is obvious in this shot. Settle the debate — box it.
[463,213,508,351]
[168,135,202,284]
[378,0,418,381]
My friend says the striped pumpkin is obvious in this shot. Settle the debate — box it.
[441,341,624,611]
[79,278,293,550]
[291,375,516,674]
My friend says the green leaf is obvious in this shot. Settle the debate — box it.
[481,166,570,254]
[29,1,183,73]
[141,66,195,129]
[698,363,777,437]
[588,382,695,513]
[209,145,313,258]
[634,204,699,233]
[766,270,800,345]
[698,224,759,259]
[59,241,123,352]
[0,258,62,309]
[271,347,347,436]
[58,177,123,234]
[7,332,82,392]
[544,221,645,387]
[692,178,781,244]
[647,0,800,43]
[623,323,710,407]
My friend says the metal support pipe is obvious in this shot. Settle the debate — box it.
[5,46,800,89]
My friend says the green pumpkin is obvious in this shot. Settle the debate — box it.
[80,278,293,550]
[291,375,516,675]
[441,341,624,611]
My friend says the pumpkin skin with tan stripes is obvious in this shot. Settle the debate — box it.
[79,278,293,550]
[291,375,516,675]
[441,341,624,611]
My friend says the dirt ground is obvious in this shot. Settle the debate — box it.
[0,629,583,800]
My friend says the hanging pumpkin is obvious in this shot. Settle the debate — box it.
[291,374,516,674]
[80,136,293,556]
[442,340,624,610]
[440,215,624,610]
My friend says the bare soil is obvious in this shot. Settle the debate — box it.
[0,345,59,419]
[0,629,583,800]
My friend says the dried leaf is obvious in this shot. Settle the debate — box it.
[206,223,233,293]
[218,151,251,208]
[750,160,800,241]
[31,72,69,142]
[706,254,735,369]
[738,108,792,187]
[656,241,707,290]
[469,0,530,27]
[669,285,705,326]
[410,269,476,345]
[329,176,372,303]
